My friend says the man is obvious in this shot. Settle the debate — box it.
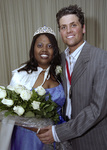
[37,5,107,150]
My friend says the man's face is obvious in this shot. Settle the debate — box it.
[59,14,85,52]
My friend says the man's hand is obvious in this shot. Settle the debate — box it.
[37,126,54,144]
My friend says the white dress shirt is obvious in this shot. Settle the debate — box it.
[52,41,86,142]
[65,41,86,119]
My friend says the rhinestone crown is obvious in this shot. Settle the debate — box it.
[33,26,56,37]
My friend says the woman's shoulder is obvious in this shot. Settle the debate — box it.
[10,65,37,89]
[12,64,27,74]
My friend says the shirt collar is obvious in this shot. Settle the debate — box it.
[65,41,86,60]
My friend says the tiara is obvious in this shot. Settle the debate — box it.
[33,26,56,37]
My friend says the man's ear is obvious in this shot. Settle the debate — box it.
[83,24,86,34]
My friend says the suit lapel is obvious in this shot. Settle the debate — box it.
[61,52,67,95]
[71,42,90,88]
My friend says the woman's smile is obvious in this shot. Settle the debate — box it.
[40,54,49,59]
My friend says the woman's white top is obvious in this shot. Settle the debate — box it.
[10,65,50,90]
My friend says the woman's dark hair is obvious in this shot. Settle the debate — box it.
[56,4,84,29]
[18,33,61,81]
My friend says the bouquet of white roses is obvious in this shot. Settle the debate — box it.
[0,84,59,124]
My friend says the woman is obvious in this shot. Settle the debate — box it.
[10,26,65,150]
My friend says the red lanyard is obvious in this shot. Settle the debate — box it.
[66,60,72,85]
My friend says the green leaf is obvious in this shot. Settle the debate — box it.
[4,110,14,117]
[45,105,55,112]
[24,111,35,117]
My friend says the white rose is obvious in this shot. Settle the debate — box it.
[35,86,46,96]
[13,106,25,116]
[0,86,5,89]
[1,98,14,107]
[31,101,41,110]
[14,85,26,94]
[20,89,32,101]
[55,66,62,75]
[7,85,15,91]
[0,88,7,99]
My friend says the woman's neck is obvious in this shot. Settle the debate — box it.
[38,65,50,70]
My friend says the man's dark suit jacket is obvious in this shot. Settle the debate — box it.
[55,42,107,150]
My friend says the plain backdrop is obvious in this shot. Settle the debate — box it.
[0,0,107,86]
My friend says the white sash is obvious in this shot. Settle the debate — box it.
[0,118,15,150]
